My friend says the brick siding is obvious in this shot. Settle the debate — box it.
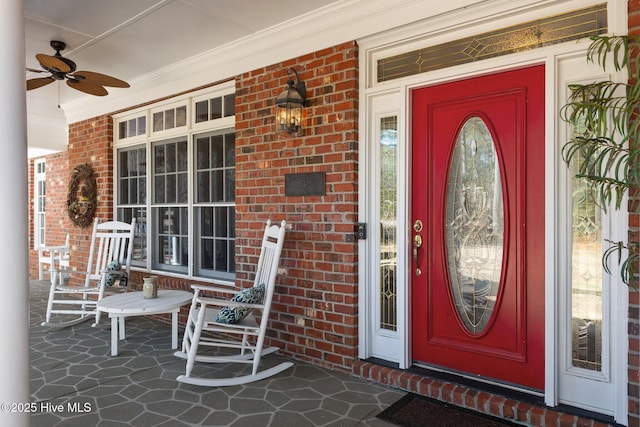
[629,1,640,425]
[28,152,69,279]
[66,116,115,278]
[235,41,359,370]
[28,41,360,372]
[29,116,116,282]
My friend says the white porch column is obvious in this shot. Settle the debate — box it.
[0,1,30,426]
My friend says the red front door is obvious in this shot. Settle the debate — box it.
[411,66,545,390]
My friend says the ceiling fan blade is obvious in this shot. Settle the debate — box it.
[26,67,47,73]
[36,53,71,73]
[66,79,108,96]
[73,71,130,88]
[26,77,55,91]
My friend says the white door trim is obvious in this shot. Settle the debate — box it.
[553,50,629,421]
[358,0,628,423]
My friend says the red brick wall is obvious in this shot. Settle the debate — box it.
[66,116,116,277]
[28,116,117,280]
[235,41,359,370]
[28,42,361,373]
[629,2,640,426]
[28,152,69,279]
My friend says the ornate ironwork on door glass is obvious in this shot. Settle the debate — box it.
[377,4,606,82]
[380,116,398,331]
[570,116,603,371]
[445,116,503,334]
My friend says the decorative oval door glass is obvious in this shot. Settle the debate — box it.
[445,116,504,334]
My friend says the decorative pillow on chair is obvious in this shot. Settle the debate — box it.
[104,260,122,287]
[215,284,265,324]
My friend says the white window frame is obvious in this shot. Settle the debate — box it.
[192,128,236,280]
[33,159,46,249]
[555,54,629,421]
[114,81,236,283]
[150,101,189,136]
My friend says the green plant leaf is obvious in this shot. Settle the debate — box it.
[561,34,638,286]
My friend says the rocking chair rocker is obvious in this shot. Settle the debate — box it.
[175,220,292,386]
[42,218,135,328]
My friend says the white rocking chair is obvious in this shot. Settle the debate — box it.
[175,220,292,386]
[42,218,136,328]
[38,233,70,285]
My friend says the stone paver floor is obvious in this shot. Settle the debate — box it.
[29,281,402,426]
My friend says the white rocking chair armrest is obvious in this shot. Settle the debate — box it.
[40,244,68,254]
[190,283,237,295]
[49,270,92,288]
[54,284,101,292]
[53,270,89,277]
[100,269,125,277]
[210,278,235,287]
[196,295,265,310]
[42,245,68,252]
[50,269,107,284]
[48,267,76,275]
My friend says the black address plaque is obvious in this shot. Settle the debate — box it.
[284,172,326,197]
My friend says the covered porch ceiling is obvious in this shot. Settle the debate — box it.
[24,0,484,158]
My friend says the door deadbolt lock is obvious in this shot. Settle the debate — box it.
[413,219,423,233]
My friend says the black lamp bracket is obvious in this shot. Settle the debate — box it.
[286,68,306,104]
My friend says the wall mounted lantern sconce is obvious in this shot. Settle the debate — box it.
[275,68,306,135]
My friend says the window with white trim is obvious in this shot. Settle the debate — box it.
[115,83,235,280]
[193,130,235,278]
[34,159,46,248]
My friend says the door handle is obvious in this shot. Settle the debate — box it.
[413,220,423,276]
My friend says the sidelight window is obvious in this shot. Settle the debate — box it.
[379,116,398,331]
[34,159,46,248]
[568,117,603,371]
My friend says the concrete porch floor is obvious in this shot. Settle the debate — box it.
[29,281,402,426]
[28,280,620,427]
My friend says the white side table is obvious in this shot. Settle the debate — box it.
[97,290,193,356]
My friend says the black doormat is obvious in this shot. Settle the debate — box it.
[377,393,517,427]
